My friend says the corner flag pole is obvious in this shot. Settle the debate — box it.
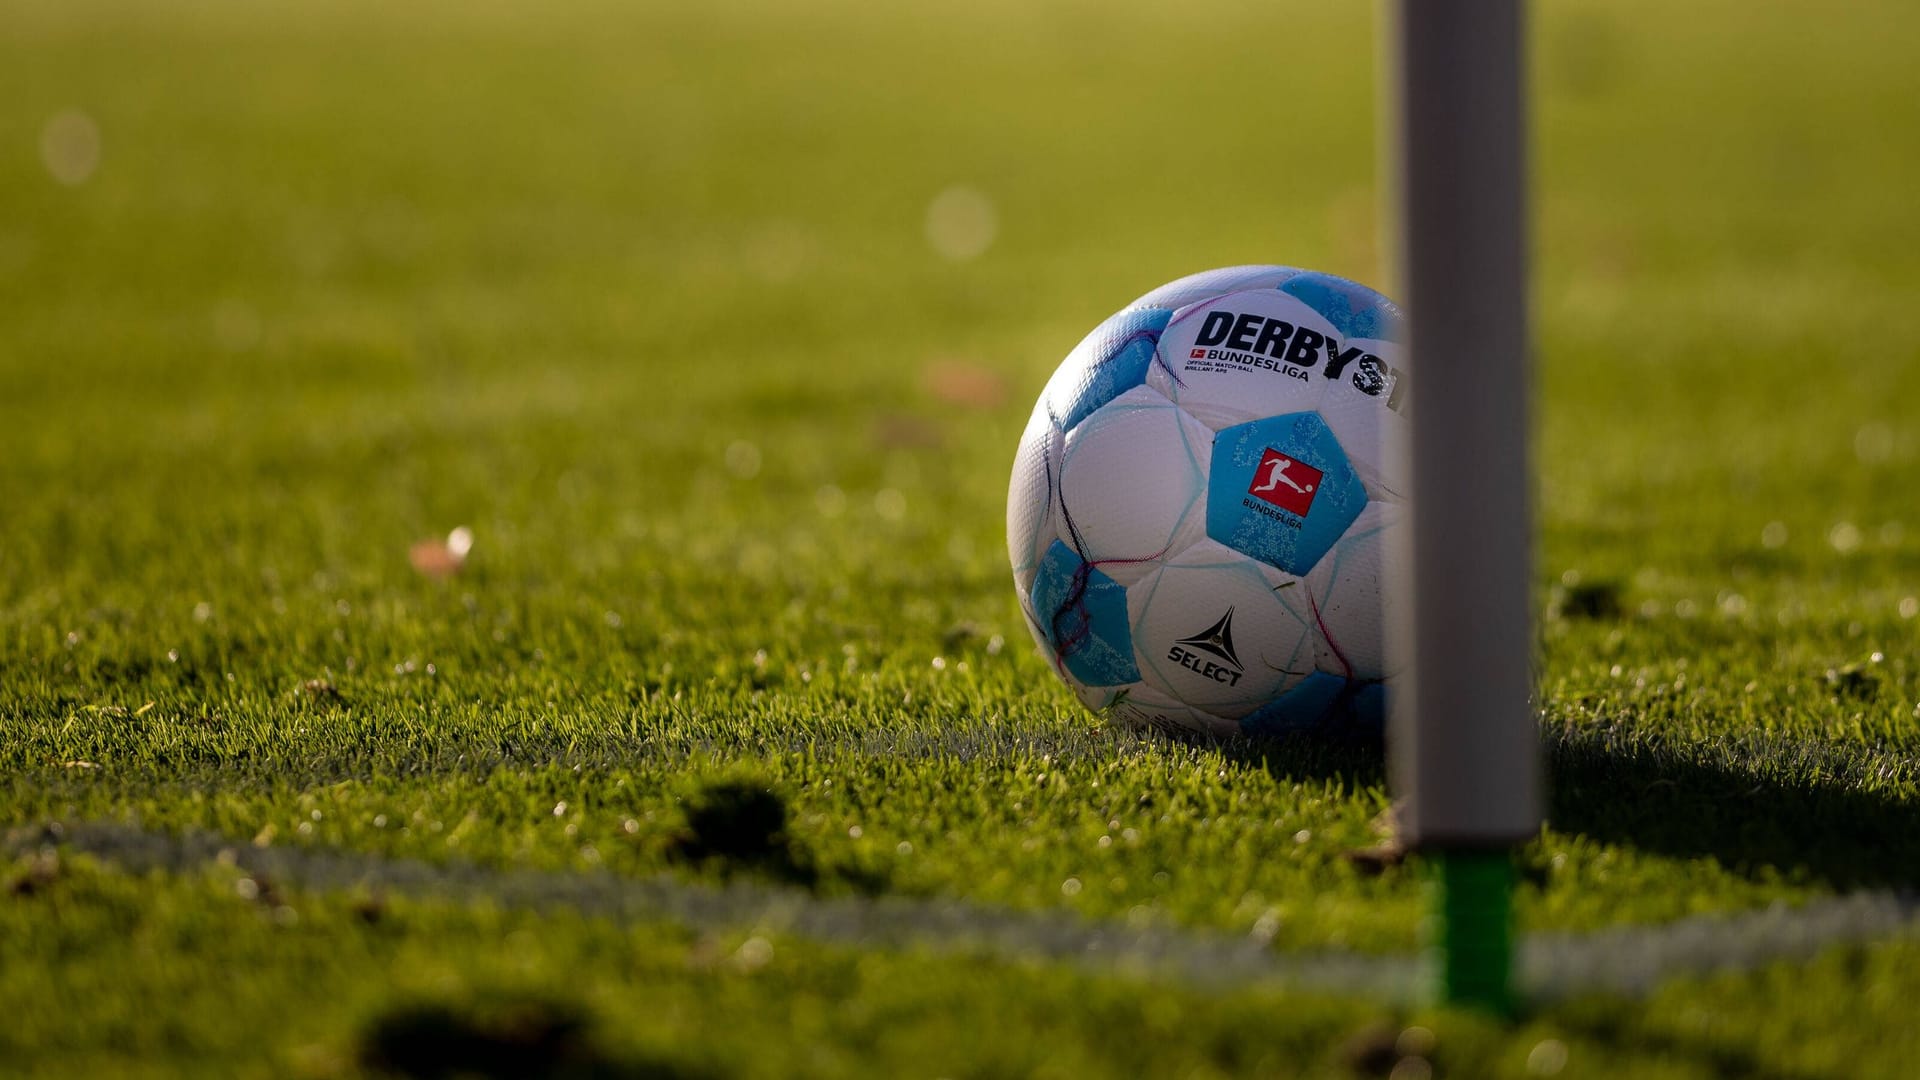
[1385,0,1541,1014]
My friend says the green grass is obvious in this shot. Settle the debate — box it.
[5,0,1920,1074]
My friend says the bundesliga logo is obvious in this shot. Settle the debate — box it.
[1247,448,1321,516]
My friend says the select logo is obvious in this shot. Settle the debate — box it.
[1247,448,1321,517]
[1168,609,1244,686]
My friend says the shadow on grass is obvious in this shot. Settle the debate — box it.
[1548,727,1920,893]
[360,997,705,1080]
[1549,1000,1807,1080]
[666,776,891,897]
[1216,719,1920,895]
[1215,727,1388,790]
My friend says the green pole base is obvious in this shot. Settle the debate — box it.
[1430,849,1518,1017]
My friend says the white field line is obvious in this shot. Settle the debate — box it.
[9,822,1414,999]
[10,822,1917,1004]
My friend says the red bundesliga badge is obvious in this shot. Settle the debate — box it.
[1247,448,1322,516]
[1190,348,1206,359]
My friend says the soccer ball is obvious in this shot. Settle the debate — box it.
[1006,266,1407,738]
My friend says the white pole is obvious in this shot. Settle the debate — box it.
[1385,0,1541,1013]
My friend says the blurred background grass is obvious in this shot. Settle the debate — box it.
[5,0,1917,635]
[5,0,1917,756]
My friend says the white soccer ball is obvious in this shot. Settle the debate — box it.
[1007,266,1406,737]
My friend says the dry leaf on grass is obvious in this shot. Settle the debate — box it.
[871,414,943,450]
[409,526,474,579]
[923,361,1008,410]
[1341,839,1409,876]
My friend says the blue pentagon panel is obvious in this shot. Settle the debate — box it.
[1005,409,1063,591]
[1350,683,1386,729]
[1206,413,1368,576]
[1028,539,1141,687]
[1045,307,1173,434]
[1127,265,1303,312]
[1279,272,1405,344]
[1239,671,1385,736]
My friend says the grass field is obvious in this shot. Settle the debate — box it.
[6,0,1920,1075]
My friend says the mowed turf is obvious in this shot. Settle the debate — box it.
[4,0,1920,1075]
